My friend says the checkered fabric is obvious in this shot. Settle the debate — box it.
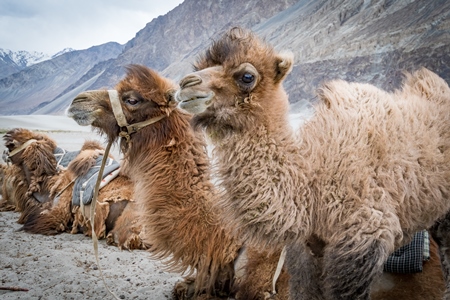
[384,230,429,274]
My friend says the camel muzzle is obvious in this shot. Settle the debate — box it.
[3,139,38,165]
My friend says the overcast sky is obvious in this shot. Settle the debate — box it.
[0,0,184,54]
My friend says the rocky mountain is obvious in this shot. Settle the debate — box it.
[0,48,75,80]
[0,0,448,116]
[0,43,123,115]
[262,0,450,111]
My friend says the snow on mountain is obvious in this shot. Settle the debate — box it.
[0,47,75,79]
[51,48,76,59]
[0,48,75,67]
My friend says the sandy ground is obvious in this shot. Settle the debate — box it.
[0,116,184,300]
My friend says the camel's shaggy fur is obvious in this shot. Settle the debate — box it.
[3,128,145,250]
[175,27,450,299]
[0,163,27,212]
[3,129,58,223]
[67,65,242,299]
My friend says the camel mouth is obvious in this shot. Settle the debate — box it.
[66,93,100,126]
[176,91,215,114]
[65,106,96,126]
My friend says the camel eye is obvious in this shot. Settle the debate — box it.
[126,98,139,105]
[242,73,254,84]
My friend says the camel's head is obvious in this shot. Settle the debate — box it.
[3,128,58,194]
[3,128,57,166]
[175,27,294,138]
[67,64,178,145]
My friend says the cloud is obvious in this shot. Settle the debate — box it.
[0,0,183,54]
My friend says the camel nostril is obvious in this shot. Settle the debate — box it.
[180,75,202,89]
[72,96,88,104]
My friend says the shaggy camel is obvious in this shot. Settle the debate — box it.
[67,65,241,299]
[175,27,450,299]
[3,128,145,250]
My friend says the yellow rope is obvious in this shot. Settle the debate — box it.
[272,245,286,295]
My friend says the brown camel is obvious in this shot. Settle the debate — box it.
[175,27,449,299]
[67,64,242,299]
[3,128,146,250]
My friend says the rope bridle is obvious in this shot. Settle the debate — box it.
[108,90,166,142]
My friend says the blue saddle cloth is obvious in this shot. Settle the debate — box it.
[72,155,119,206]
[54,147,79,168]
[53,146,120,206]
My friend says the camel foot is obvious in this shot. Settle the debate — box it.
[172,277,196,300]
[106,230,147,250]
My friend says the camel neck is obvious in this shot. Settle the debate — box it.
[124,111,213,191]
[211,120,312,248]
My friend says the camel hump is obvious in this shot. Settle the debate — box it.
[400,68,450,105]
[67,139,107,177]
[67,149,102,178]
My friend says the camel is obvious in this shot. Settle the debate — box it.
[67,64,243,299]
[3,128,146,250]
[175,27,450,299]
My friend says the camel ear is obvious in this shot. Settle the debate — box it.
[4,138,19,152]
[274,51,294,84]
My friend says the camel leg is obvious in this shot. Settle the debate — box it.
[285,240,324,300]
[321,237,390,300]
[21,193,72,235]
[430,211,450,300]
[106,201,147,250]
[234,247,290,300]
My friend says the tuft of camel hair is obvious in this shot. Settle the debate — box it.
[0,163,28,212]
[175,27,450,299]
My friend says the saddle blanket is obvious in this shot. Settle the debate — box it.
[54,146,80,168]
[384,230,430,273]
[53,146,120,206]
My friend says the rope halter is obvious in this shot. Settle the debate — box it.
[108,90,166,142]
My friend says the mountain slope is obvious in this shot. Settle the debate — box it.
[90,0,299,89]
[0,48,76,80]
[0,43,123,115]
[256,0,450,109]
[0,0,448,115]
